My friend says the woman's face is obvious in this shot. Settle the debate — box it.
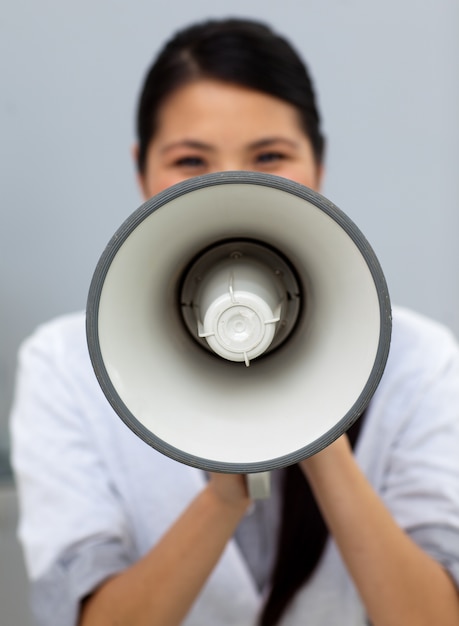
[136,79,323,199]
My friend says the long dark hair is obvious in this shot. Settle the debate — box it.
[259,415,366,625]
[135,18,325,173]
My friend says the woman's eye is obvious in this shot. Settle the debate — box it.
[174,156,205,168]
[256,152,286,164]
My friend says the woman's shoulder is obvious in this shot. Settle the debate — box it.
[21,310,87,353]
[357,306,459,489]
[389,305,459,376]
[392,305,457,342]
[18,311,91,381]
[361,305,459,455]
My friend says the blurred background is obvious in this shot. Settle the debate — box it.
[1,1,458,623]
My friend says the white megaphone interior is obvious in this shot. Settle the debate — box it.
[97,181,382,466]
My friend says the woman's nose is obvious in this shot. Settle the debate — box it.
[211,158,247,173]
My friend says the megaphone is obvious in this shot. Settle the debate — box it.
[86,171,391,497]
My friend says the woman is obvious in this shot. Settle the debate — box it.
[10,18,459,626]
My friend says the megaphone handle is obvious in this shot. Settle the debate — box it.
[246,472,271,499]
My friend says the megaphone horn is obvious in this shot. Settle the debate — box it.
[86,171,391,483]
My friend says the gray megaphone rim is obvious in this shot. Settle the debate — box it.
[86,171,392,473]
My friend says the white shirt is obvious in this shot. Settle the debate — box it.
[10,306,459,626]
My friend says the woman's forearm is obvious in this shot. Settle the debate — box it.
[79,478,250,626]
[301,436,459,626]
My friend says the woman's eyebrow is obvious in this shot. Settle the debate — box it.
[248,137,299,150]
[160,140,215,154]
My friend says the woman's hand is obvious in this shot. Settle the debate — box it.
[208,471,250,509]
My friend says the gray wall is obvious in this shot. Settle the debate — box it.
[2,0,458,465]
[1,1,458,624]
